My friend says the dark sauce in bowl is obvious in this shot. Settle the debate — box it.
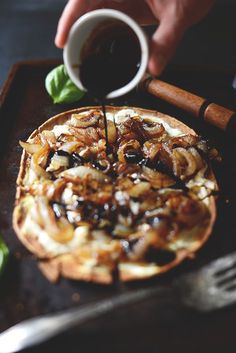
[79,19,141,152]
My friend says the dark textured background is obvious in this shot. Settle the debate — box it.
[0,0,236,87]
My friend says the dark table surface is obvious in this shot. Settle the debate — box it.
[0,1,236,353]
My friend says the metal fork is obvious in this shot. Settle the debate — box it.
[232,74,236,90]
[1,251,236,353]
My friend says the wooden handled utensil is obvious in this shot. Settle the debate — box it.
[141,77,236,132]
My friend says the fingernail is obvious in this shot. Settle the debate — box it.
[55,33,64,48]
[148,52,167,77]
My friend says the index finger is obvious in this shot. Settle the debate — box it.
[55,0,99,48]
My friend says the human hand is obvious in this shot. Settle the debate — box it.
[55,0,215,76]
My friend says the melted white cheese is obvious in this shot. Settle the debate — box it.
[52,125,72,138]
[118,262,160,277]
[61,187,74,205]
[114,109,138,124]
[104,112,114,122]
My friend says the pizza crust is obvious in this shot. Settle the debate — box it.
[13,106,217,283]
[38,255,113,284]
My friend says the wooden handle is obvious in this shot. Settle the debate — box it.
[204,103,235,131]
[142,78,236,132]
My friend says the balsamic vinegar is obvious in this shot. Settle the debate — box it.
[79,19,141,152]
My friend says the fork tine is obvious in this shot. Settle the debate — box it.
[225,283,236,292]
[212,290,236,310]
[232,74,236,90]
[215,267,236,287]
[206,252,236,277]
[221,279,236,292]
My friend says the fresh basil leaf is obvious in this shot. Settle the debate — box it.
[0,235,9,275]
[45,64,85,104]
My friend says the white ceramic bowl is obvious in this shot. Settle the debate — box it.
[63,9,149,99]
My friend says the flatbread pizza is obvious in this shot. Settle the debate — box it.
[13,106,218,283]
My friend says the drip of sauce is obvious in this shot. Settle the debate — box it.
[101,103,110,154]
[79,19,141,153]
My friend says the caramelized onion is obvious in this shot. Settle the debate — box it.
[99,120,117,143]
[32,196,74,243]
[128,226,167,261]
[116,177,133,191]
[29,179,66,200]
[117,139,141,163]
[159,143,173,169]
[76,139,107,160]
[116,162,141,177]
[69,112,100,128]
[129,117,148,141]
[128,182,151,198]
[188,147,205,170]
[30,159,50,179]
[160,137,208,180]
[139,197,161,213]
[33,143,50,168]
[172,147,197,178]
[143,140,161,160]
[117,116,147,141]
[142,119,165,138]
[92,159,111,173]
[20,141,42,154]
[168,135,199,149]
[68,126,99,144]
[142,166,175,188]
[30,143,51,179]
[113,224,133,237]
[60,166,110,182]
[50,179,67,199]
[97,139,107,152]
[40,130,57,147]
[58,141,81,153]
[118,121,130,136]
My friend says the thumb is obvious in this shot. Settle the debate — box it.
[148,17,186,76]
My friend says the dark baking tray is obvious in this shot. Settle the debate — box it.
[0,60,236,353]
